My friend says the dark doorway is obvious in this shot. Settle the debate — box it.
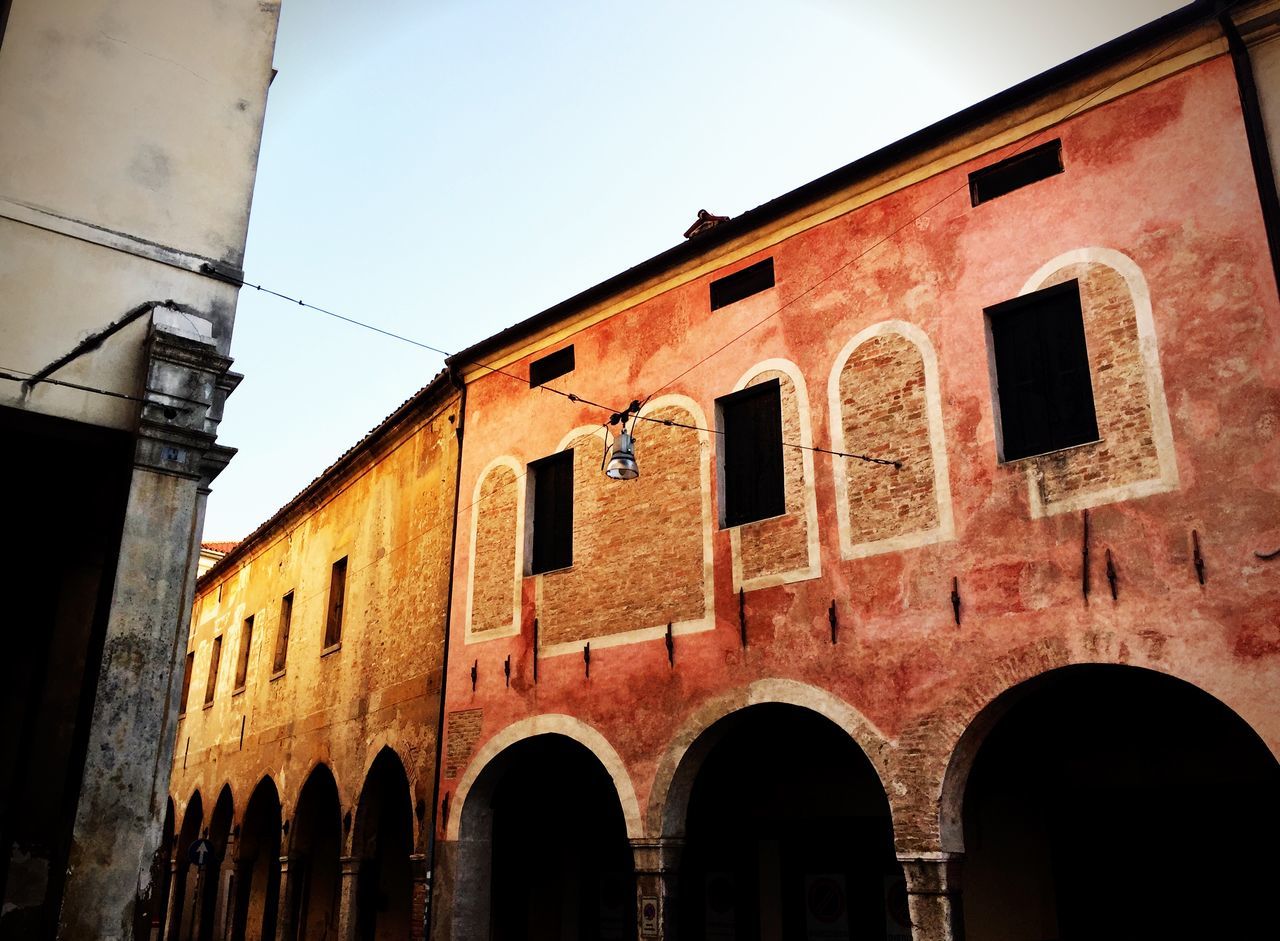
[961,665,1280,940]
[354,749,413,940]
[232,777,281,941]
[677,705,907,941]
[489,736,634,940]
[198,786,235,941]
[169,793,205,940]
[287,766,342,940]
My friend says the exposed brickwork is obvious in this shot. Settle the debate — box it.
[839,334,938,544]
[470,464,519,633]
[539,406,706,646]
[739,371,811,581]
[444,709,484,779]
[1030,263,1161,505]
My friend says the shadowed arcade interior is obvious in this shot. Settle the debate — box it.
[232,777,282,941]
[959,665,1280,940]
[676,704,907,941]
[287,766,342,940]
[353,748,414,941]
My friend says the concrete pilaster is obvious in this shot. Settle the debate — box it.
[897,852,964,941]
[631,838,684,940]
[335,856,360,941]
[56,312,237,940]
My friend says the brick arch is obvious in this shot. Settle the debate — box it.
[1012,247,1179,517]
[464,454,525,642]
[728,359,822,590]
[888,635,1280,853]
[827,320,954,559]
[446,713,642,841]
[646,678,897,840]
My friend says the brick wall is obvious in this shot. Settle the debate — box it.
[739,370,812,581]
[539,405,707,647]
[839,333,939,545]
[469,464,519,633]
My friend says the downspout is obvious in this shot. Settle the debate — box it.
[1220,3,1280,300]
[424,362,467,939]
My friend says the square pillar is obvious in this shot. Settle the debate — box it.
[335,856,360,941]
[897,852,964,941]
[274,857,295,941]
[631,838,683,940]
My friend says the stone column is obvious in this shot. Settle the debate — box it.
[214,833,238,940]
[56,310,238,940]
[897,852,964,941]
[335,856,361,941]
[631,838,684,940]
[409,853,429,941]
[157,857,180,941]
[274,857,295,941]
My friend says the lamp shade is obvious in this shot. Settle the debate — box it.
[605,432,639,480]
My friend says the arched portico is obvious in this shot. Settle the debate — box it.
[231,776,281,941]
[351,747,414,940]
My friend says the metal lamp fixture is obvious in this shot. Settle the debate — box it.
[605,432,639,480]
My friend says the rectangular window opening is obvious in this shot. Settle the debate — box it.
[529,345,575,388]
[179,651,194,716]
[529,450,574,574]
[710,258,775,311]
[234,615,254,691]
[970,139,1063,206]
[273,591,293,674]
[204,636,222,706]
[987,279,1098,462]
[717,379,786,527]
[324,557,348,649]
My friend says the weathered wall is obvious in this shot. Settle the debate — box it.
[437,37,1280,904]
[168,386,461,900]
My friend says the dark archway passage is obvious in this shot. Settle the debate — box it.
[287,766,342,941]
[960,665,1280,940]
[677,705,906,941]
[488,735,634,941]
[199,785,235,941]
[169,792,204,941]
[232,777,281,941]
[353,749,414,940]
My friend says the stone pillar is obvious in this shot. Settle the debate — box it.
[409,853,428,941]
[631,838,683,940]
[56,311,238,940]
[157,857,180,941]
[334,856,361,941]
[214,833,238,940]
[274,857,295,941]
[897,852,964,941]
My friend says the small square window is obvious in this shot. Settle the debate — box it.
[987,279,1098,461]
[529,346,575,388]
[324,558,347,649]
[710,258,775,311]
[717,380,786,526]
[528,450,574,574]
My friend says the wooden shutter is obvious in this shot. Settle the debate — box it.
[721,380,786,526]
[531,450,574,573]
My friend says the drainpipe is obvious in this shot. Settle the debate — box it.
[423,362,467,940]
[1220,3,1280,301]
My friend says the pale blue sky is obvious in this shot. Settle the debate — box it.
[207,0,1184,539]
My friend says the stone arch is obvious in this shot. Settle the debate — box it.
[351,746,415,940]
[535,395,714,658]
[648,678,895,840]
[727,359,822,590]
[447,714,641,841]
[1011,247,1179,516]
[464,454,525,642]
[231,775,283,941]
[284,758,349,834]
[828,320,954,559]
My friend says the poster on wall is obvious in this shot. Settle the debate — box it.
[804,873,850,940]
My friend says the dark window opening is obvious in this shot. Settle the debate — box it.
[718,380,786,527]
[204,636,222,706]
[710,258,775,311]
[324,557,347,649]
[988,279,1098,461]
[970,139,1063,206]
[530,450,574,574]
[529,346,575,388]
[273,590,293,674]
[234,615,254,691]
[179,651,194,715]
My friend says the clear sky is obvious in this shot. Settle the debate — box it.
[205,0,1186,539]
